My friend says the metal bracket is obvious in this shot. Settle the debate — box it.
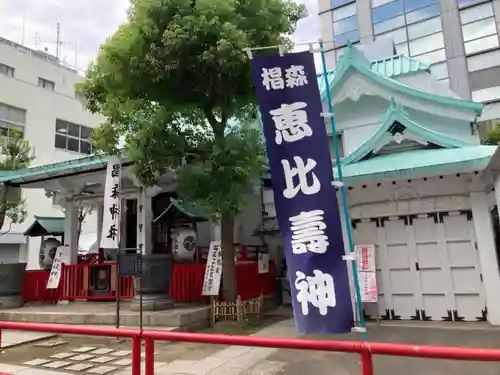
[320,112,334,118]
[342,253,356,261]
[351,326,367,333]
[332,180,344,187]
[244,48,253,60]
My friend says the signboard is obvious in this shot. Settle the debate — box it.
[258,253,270,274]
[118,253,143,277]
[202,241,222,296]
[358,272,378,303]
[354,245,378,303]
[100,155,122,249]
[251,51,353,333]
[47,245,69,289]
[355,244,375,272]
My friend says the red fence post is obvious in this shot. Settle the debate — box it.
[131,335,141,375]
[145,337,155,375]
[361,349,374,375]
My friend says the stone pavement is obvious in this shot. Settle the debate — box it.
[1,331,56,349]
[4,319,500,375]
[116,319,301,375]
[0,319,298,375]
[267,322,500,375]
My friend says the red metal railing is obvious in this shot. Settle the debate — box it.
[77,253,100,264]
[21,270,59,303]
[1,321,500,375]
[22,261,276,303]
[59,263,135,301]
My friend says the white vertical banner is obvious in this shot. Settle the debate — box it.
[202,241,222,296]
[46,245,69,289]
[100,155,122,249]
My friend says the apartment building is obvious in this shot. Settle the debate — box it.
[318,0,500,125]
[0,37,103,266]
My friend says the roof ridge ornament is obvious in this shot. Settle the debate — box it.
[388,98,409,118]
[340,43,370,69]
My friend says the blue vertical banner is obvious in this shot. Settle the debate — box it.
[251,51,354,334]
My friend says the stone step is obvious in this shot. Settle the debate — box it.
[0,304,210,330]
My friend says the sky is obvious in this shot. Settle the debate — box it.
[0,0,321,74]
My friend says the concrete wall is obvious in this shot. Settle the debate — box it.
[440,0,471,99]
[0,40,104,267]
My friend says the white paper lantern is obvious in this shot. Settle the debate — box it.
[172,227,197,261]
[39,238,62,270]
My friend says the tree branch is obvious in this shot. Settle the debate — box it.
[204,107,224,138]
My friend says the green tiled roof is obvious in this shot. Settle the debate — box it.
[369,54,430,77]
[317,53,430,97]
[24,215,65,237]
[336,146,496,184]
[170,198,208,221]
[0,153,128,185]
[317,45,483,114]
[342,98,474,165]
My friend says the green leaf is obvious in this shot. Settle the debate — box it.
[79,0,305,300]
[482,123,500,145]
[81,0,304,219]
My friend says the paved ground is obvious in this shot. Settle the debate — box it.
[267,321,500,375]
[0,334,225,374]
[1,330,56,349]
[0,302,209,328]
[3,318,500,374]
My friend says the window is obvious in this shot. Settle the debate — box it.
[468,54,500,102]
[38,77,55,91]
[333,3,359,47]
[467,50,500,72]
[373,15,406,34]
[469,66,500,91]
[460,2,499,55]
[372,0,446,79]
[0,102,25,137]
[458,0,490,8]
[0,63,14,78]
[407,16,442,39]
[430,62,449,80]
[372,0,404,24]
[409,33,444,56]
[331,0,354,8]
[55,119,93,155]
[471,86,500,102]
[405,3,440,24]
[412,49,447,65]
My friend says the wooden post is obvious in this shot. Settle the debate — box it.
[259,293,264,319]
[236,295,242,323]
[210,296,215,327]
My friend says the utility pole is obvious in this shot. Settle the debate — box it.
[56,22,61,59]
[21,11,26,46]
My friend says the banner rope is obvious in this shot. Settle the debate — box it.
[318,40,368,340]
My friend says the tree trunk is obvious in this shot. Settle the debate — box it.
[220,214,237,301]
[0,186,8,232]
